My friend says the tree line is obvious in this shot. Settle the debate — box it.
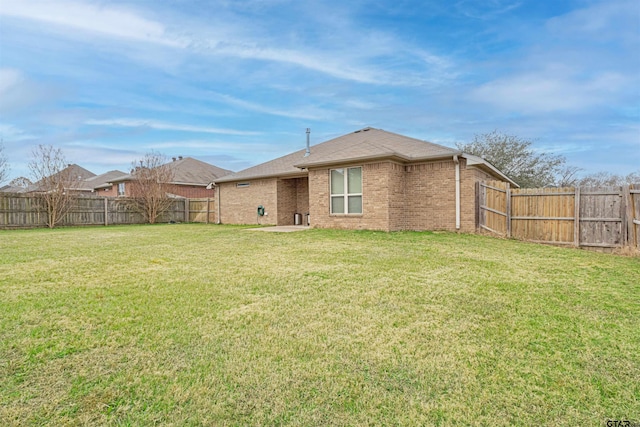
[455,131,639,188]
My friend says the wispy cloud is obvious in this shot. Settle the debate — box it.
[471,71,629,113]
[145,139,280,153]
[454,0,523,20]
[0,123,36,141]
[0,0,453,87]
[209,92,334,121]
[85,119,261,136]
[0,68,24,94]
[0,0,185,47]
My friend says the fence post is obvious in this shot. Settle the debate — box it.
[206,198,210,224]
[506,183,511,238]
[104,197,108,226]
[574,187,580,247]
[184,199,189,223]
[626,185,640,249]
[621,185,629,248]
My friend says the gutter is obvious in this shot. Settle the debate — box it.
[464,153,519,188]
[214,170,307,184]
[293,152,459,170]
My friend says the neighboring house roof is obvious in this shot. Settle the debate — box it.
[215,127,517,186]
[81,170,128,190]
[109,157,232,187]
[26,164,96,192]
[63,164,96,181]
[0,184,27,193]
[166,157,232,186]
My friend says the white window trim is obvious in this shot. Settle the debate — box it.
[330,166,362,214]
[117,182,125,196]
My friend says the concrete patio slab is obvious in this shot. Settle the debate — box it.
[246,225,310,232]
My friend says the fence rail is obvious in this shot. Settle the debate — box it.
[0,194,217,228]
[478,181,640,250]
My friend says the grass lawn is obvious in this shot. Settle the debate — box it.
[0,224,638,426]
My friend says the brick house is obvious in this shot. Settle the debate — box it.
[108,157,231,199]
[214,127,516,232]
[79,170,128,196]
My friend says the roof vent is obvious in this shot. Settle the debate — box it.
[304,128,310,157]
[178,156,183,160]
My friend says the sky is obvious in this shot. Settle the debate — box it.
[0,0,639,181]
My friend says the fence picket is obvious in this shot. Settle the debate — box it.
[0,194,198,228]
[479,181,638,251]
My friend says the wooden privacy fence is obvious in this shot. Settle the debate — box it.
[0,194,217,228]
[478,181,640,250]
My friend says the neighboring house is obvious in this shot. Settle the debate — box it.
[108,157,232,198]
[81,170,129,196]
[214,127,517,232]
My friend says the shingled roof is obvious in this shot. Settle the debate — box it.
[27,164,96,192]
[82,170,128,190]
[109,157,232,186]
[166,157,232,186]
[215,127,517,186]
[216,127,458,183]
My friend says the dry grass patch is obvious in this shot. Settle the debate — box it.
[1,224,639,426]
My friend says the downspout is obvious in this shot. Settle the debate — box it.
[453,155,460,230]
[216,184,221,224]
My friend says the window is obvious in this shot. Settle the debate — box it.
[117,182,125,196]
[236,182,250,188]
[330,167,362,214]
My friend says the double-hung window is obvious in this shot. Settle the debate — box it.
[117,182,125,196]
[330,167,362,214]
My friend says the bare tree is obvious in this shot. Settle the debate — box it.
[8,176,33,188]
[128,151,175,224]
[28,145,82,228]
[578,169,640,187]
[0,141,9,184]
[457,131,566,188]
[554,165,583,188]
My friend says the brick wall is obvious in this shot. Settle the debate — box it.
[404,158,490,233]
[309,162,398,231]
[275,178,309,226]
[308,158,490,233]
[276,179,297,226]
[218,179,278,225]
[296,178,309,217]
[388,162,406,231]
[94,186,115,197]
[405,160,457,231]
[219,159,506,231]
[166,184,215,199]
